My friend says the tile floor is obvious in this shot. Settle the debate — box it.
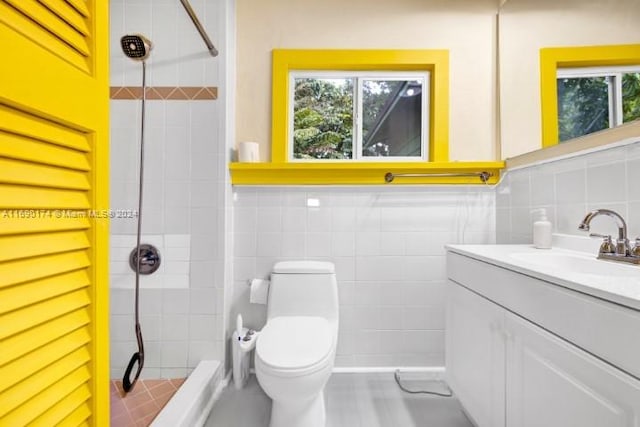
[110,378,185,427]
[205,373,473,427]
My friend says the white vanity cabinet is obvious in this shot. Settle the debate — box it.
[446,250,640,427]
[446,282,505,427]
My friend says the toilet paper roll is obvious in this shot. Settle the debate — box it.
[249,278,270,304]
[238,141,259,162]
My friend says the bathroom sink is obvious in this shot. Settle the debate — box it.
[509,251,637,277]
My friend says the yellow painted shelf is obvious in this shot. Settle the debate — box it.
[229,161,505,185]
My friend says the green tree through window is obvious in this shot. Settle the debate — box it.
[293,78,354,159]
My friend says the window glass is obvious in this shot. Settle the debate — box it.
[293,78,353,160]
[362,79,423,157]
[291,73,428,161]
[557,76,611,142]
[622,72,640,123]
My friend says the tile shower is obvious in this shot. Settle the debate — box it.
[108,0,227,423]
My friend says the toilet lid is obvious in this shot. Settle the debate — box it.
[257,316,333,370]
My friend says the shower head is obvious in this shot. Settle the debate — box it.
[120,34,153,61]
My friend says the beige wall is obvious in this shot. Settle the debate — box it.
[236,0,499,162]
[499,0,640,159]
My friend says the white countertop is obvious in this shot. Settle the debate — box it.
[447,244,640,311]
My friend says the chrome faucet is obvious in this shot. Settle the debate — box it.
[578,209,640,264]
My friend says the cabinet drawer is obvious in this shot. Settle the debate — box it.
[448,251,640,379]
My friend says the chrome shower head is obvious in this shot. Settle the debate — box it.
[120,34,153,61]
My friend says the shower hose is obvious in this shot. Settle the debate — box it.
[122,61,147,393]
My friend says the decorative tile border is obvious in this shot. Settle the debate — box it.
[110,86,217,100]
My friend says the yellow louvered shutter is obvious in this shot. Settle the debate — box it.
[0,1,109,426]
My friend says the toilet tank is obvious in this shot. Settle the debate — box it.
[268,261,338,323]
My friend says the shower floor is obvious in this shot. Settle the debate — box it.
[110,378,185,427]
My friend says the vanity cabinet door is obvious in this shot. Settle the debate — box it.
[505,312,640,427]
[446,282,506,427]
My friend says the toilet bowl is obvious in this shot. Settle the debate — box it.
[255,261,339,427]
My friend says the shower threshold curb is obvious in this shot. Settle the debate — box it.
[151,360,222,427]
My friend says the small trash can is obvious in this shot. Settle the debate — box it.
[232,328,253,390]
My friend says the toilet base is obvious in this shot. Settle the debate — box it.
[269,392,326,427]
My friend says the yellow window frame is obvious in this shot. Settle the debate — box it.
[540,44,640,148]
[271,49,450,163]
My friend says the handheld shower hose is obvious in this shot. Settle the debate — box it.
[120,34,152,393]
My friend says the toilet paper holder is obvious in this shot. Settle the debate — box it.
[246,276,270,286]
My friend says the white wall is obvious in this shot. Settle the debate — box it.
[499,0,640,159]
[232,186,495,367]
[497,139,640,244]
[236,0,499,161]
[109,0,226,379]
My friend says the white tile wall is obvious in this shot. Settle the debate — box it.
[110,234,191,289]
[109,0,226,379]
[232,186,495,367]
[496,139,640,242]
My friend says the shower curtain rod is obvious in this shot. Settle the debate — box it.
[179,0,219,57]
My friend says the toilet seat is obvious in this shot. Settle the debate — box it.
[256,316,333,377]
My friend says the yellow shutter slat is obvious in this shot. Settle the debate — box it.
[0,250,90,289]
[1,367,90,427]
[0,216,90,236]
[0,328,90,393]
[0,3,89,73]
[0,347,90,418]
[0,159,90,190]
[0,230,89,262]
[0,289,89,339]
[0,270,90,314]
[0,309,89,366]
[0,105,90,153]
[0,185,89,209]
[37,0,90,36]
[63,0,89,18]
[42,396,92,427]
[4,0,90,56]
[46,400,91,427]
[0,130,90,171]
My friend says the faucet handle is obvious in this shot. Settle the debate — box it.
[632,238,640,257]
[590,233,616,254]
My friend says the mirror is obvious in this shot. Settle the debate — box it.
[498,0,640,159]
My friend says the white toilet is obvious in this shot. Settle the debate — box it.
[255,260,339,427]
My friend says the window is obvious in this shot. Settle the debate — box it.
[271,49,450,164]
[557,66,640,141]
[290,72,428,161]
[539,44,640,148]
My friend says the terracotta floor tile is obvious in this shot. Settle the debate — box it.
[140,379,166,389]
[152,389,175,409]
[127,399,160,421]
[110,378,184,427]
[146,380,176,398]
[137,413,157,427]
[170,378,186,388]
[110,395,127,415]
[111,411,136,427]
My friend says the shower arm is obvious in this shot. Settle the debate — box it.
[179,0,219,57]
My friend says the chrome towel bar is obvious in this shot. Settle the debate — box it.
[384,171,492,183]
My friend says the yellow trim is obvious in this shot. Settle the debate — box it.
[272,49,450,164]
[229,161,504,185]
[92,0,110,424]
[540,44,640,148]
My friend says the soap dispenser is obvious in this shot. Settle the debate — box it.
[532,208,552,249]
